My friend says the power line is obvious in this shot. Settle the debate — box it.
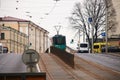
[46,0,60,15]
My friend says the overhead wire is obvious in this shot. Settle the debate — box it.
[46,1,59,15]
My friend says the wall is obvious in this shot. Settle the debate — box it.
[0,22,19,30]
[109,0,120,37]
[0,17,49,53]
[0,26,28,53]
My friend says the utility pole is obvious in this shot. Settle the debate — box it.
[83,29,85,42]
[104,0,108,53]
[0,0,1,8]
[78,28,80,44]
[88,17,94,53]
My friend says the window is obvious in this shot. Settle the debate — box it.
[1,33,5,40]
[80,44,88,48]
[94,45,99,49]
[53,36,66,45]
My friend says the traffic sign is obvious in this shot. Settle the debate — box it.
[22,49,40,65]
[101,32,106,36]
[88,17,92,22]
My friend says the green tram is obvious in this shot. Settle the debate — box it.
[52,35,66,50]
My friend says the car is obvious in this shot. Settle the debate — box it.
[3,47,8,53]
[77,42,89,53]
[101,46,120,52]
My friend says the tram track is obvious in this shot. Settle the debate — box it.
[50,54,80,80]
[75,55,120,80]
[108,52,120,57]
[39,53,79,80]
[39,53,54,80]
[50,54,98,80]
[51,53,120,80]
[39,53,120,80]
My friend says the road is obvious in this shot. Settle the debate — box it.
[0,53,27,73]
[76,53,120,72]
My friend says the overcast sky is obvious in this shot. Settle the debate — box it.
[0,0,83,48]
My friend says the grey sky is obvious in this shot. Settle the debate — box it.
[0,0,83,48]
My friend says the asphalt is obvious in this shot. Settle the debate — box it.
[0,53,27,73]
[76,53,120,72]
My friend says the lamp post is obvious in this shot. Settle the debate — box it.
[88,17,94,53]
[54,0,60,2]
[78,28,80,45]
[104,0,108,53]
[0,0,1,8]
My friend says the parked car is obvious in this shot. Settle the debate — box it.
[3,47,8,53]
[101,46,120,52]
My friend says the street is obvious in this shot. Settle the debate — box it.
[76,53,120,72]
[0,53,27,73]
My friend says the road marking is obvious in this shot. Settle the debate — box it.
[36,64,40,72]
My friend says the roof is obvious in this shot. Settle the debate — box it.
[0,16,49,33]
[0,16,29,22]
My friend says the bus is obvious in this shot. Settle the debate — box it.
[93,42,110,53]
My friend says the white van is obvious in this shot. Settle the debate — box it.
[77,42,89,53]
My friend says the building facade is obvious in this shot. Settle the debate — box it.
[107,0,120,46]
[0,16,49,53]
[108,0,120,38]
[0,26,28,53]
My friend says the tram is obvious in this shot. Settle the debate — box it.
[52,35,66,50]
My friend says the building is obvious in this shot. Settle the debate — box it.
[112,0,120,38]
[107,0,120,46]
[0,26,28,53]
[0,16,49,53]
[108,0,120,39]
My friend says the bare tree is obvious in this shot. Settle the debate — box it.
[106,0,117,34]
[69,0,117,49]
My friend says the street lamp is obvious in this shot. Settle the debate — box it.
[88,17,94,53]
[0,0,1,8]
[26,15,32,18]
[16,0,19,10]
[54,0,60,2]
[104,0,108,53]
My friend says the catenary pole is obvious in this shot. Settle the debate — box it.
[104,0,108,53]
